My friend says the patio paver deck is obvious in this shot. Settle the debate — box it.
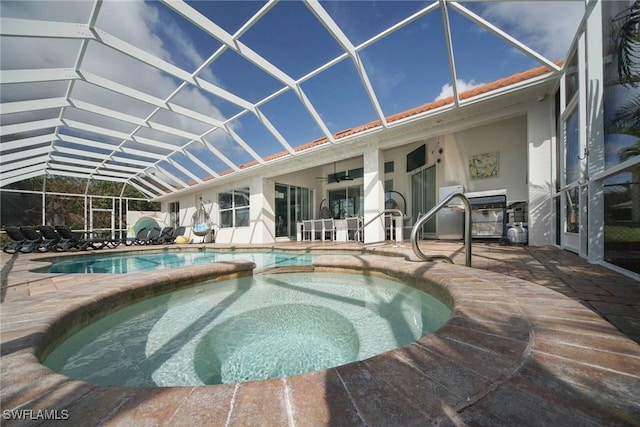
[1,241,638,426]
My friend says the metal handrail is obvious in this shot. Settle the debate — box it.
[354,208,404,243]
[410,192,472,267]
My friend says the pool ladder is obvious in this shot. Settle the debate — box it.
[410,192,472,267]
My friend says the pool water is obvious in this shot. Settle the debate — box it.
[43,272,451,386]
[47,250,322,274]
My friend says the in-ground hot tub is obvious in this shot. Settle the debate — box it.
[42,271,451,386]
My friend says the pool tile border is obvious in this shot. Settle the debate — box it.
[1,253,639,425]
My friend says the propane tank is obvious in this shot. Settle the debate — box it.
[507,223,528,244]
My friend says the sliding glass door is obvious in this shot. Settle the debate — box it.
[275,184,313,238]
[411,166,436,235]
[328,185,363,219]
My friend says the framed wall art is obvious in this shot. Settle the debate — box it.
[468,151,499,180]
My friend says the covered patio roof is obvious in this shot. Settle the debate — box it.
[0,0,585,199]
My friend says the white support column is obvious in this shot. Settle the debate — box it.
[586,1,605,264]
[527,99,555,246]
[249,176,276,244]
[578,29,589,258]
[363,145,385,243]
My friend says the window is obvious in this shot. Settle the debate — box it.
[328,186,363,219]
[219,187,250,228]
[604,170,640,273]
[384,161,394,173]
[565,108,581,185]
[333,167,363,181]
[602,1,640,170]
[348,167,364,179]
[169,202,180,227]
[565,188,579,233]
[565,51,579,102]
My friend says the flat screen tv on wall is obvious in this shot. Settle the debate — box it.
[406,144,426,172]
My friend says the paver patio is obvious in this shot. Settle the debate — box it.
[1,241,638,425]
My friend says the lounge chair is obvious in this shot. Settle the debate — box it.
[38,225,62,251]
[133,227,150,245]
[103,236,122,249]
[146,227,161,244]
[152,227,174,244]
[166,226,185,244]
[19,227,45,252]
[120,230,137,246]
[3,227,26,254]
[17,227,43,252]
[54,225,101,251]
[89,231,121,249]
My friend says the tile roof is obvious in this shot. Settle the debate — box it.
[201,63,560,187]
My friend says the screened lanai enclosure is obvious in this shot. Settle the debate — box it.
[1,1,638,277]
[1,0,578,193]
[1,176,158,237]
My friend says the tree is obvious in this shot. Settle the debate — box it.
[619,141,640,160]
[613,2,640,223]
[607,97,640,138]
[618,142,640,223]
[614,0,640,87]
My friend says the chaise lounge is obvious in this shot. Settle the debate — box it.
[2,227,28,254]
[54,225,102,251]
[19,227,46,252]
[152,227,175,244]
[36,226,61,252]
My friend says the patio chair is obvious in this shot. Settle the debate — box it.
[38,225,62,251]
[301,220,313,241]
[19,227,45,252]
[312,219,324,241]
[347,217,362,241]
[322,218,336,241]
[103,235,122,249]
[164,226,185,244]
[119,230,137,246]
[148,227,169,244]
[54,225,101,251]
[152,226,174,244]
[89,231,121,249]
[147,227,162,244]
[133,227,150,245]
[2,227,26,254]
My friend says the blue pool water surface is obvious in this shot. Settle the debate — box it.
[48,250,322,274]
[43,272,451,386]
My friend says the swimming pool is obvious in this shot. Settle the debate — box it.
[46,250,328,274]
[43,271,451,386]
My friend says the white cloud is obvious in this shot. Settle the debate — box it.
[0,0,93,23]
[481,2,584,61]
[97,1,166,60]
[1,1,228,135]
[435,79,484,101]
[96,1,220,85]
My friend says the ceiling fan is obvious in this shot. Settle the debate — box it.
[316,162,354,183]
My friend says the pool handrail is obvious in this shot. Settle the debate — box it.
[354,208,404,243]
[410,192,472,267]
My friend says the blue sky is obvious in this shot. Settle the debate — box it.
[0,0,585,185]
